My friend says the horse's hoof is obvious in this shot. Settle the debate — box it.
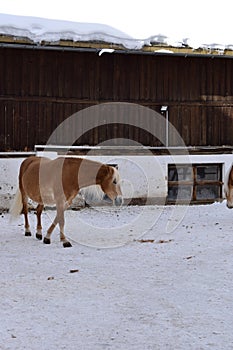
[63,241,72,248]
[25,232,32,237]
[36,233,42,240]
[43,237,51,244]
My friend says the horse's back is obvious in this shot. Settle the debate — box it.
[20,156,51,175]
[20,156,52,183]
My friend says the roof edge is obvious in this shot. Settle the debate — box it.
[0,34,233,57]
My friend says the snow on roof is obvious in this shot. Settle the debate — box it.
[0,13,146,50]
[0,13,232,53]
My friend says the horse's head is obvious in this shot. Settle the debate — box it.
[225,187,233,209]
[97,165,123,206]
[225,165,233,209]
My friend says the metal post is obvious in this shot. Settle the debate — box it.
[161,106,169,147]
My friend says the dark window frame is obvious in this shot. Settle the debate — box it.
[167,163,223,204]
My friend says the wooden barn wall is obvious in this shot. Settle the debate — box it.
[0,47,233,151]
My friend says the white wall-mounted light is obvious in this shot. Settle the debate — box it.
[161,105,168,112]
[98,49,115,56]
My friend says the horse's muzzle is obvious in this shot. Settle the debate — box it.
[103,194,123,206]
[103,194,112,203]
[114,196,124,206]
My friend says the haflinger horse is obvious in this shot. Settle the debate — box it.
[224,164,233,209]
[10,156,123,247]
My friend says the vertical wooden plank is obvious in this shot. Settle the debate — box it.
[200,106,207,146]
[15,101,23,151]
[0,101,5,150]
[99,54,114,100]
[169,105,180,147]
[0,47,5,96]
[226,59,233,98]
[87,52,99,101]
[5,101,14,151]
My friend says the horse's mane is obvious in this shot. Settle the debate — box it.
[224,163,233,196]
[79,185,105,204]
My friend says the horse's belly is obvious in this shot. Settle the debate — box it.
[40,189,56,205]
[28,188,55,206]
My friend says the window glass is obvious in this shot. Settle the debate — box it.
[167,163,222,204]
[196,165,220,181]
[168,166,192,181]
[196,185,220,200]
[167,185,193,201]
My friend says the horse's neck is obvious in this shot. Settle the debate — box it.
[71,158,102,189]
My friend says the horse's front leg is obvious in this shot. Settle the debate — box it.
[58,204,72,248]
[36,204,44,240]
[43,203,72,248]
[43,214,58,245]
[57,200,72,247]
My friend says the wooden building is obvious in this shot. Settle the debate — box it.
[0,32,233,204]
[0,35,233,151]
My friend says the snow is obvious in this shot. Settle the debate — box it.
[1,201,233,349]
[0,13,232,52]
[0,13,145,50]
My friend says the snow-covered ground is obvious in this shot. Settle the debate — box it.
[1,201,233,349]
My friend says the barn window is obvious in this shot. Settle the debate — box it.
[167,163,223,204]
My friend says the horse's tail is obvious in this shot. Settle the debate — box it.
[9,188,23,217]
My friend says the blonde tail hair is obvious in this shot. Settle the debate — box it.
[9,189,23,217]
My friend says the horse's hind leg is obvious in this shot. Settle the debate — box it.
[24,214,31,236]
[22,196,31,237]
[36,204,44,240]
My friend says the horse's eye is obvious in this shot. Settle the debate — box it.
[113,179,117,185]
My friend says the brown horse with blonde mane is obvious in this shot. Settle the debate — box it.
[10,156,123,247]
